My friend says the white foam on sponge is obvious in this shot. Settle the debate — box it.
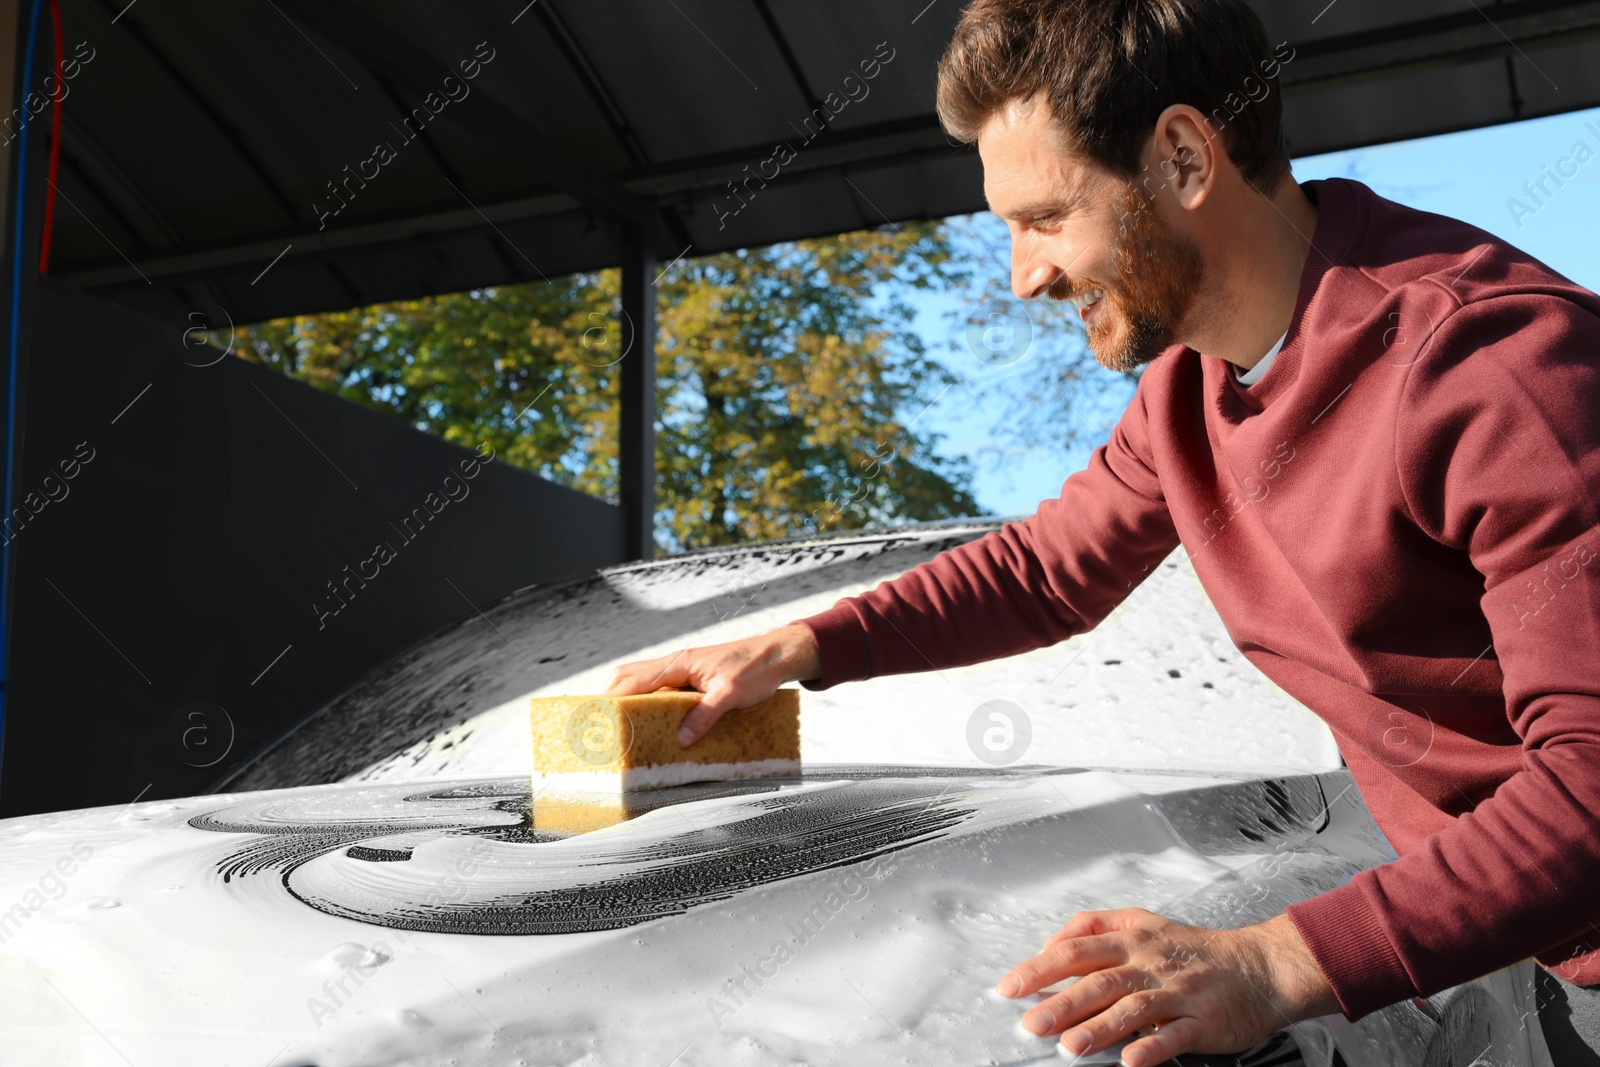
[532,757,802,792]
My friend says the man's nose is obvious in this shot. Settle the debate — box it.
[1012,242,1062,301]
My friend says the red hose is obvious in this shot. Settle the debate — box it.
[37,0,61,274]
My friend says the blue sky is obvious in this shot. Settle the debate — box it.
[912,104,1600,520]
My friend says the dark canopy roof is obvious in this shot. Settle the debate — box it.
[48,0,1600,324]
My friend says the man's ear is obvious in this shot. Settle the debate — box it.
[1147,104,1218,212]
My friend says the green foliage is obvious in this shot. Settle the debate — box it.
[236,223,985,552]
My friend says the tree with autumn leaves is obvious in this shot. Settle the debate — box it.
[236,223,987,553]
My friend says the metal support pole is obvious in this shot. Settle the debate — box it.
[619,220,657,560]
[0,0,34,804]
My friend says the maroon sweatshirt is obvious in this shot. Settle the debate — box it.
[794,177,1600,1021]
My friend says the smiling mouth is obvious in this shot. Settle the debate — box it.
[1068,287,1105,323]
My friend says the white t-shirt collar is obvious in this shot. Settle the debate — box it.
[1235,328,1288,387]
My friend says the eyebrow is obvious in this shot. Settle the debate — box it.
[994,198,1070,221]
[990,175,1089,221]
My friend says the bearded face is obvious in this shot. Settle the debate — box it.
[1047,177,1208,374]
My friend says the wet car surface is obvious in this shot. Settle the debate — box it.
[0,523,1553,1065]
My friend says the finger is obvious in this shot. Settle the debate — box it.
[996,933,1127,998]
[604,651,693,696]
[1043,907,1155,949]
[1042,910,1111,948]
[601,662,648,696]
[1054,987,1172,1060]
[675,679,741,747]
[1112,1013,1203,1067]
[1021,966,1154,1038]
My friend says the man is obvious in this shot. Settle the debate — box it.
[607,0,1600,1062]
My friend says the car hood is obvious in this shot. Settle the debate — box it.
[0,762,1546,1066]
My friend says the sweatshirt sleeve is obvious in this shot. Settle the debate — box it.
[792,368,1181,689]
[1283,293,1600,1021]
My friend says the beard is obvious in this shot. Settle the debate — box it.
[1050,177,1207,373]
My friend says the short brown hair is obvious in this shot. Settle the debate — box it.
[936,0,1293,197]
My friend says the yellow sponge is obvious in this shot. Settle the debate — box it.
[529,688,801,796]
[529,792,644,834]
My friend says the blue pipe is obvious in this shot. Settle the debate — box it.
[0,0,47,795]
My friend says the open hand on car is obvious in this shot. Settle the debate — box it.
[995,907,1341,1065]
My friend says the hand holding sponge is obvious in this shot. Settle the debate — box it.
[530,688,801,794]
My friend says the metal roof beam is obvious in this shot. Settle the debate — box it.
[55,119,963,290]
[272,0,655,228]
[1283,0,1600,93]
[92,0,305,225]
[532,3,648,168]
[56,191,578,290]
